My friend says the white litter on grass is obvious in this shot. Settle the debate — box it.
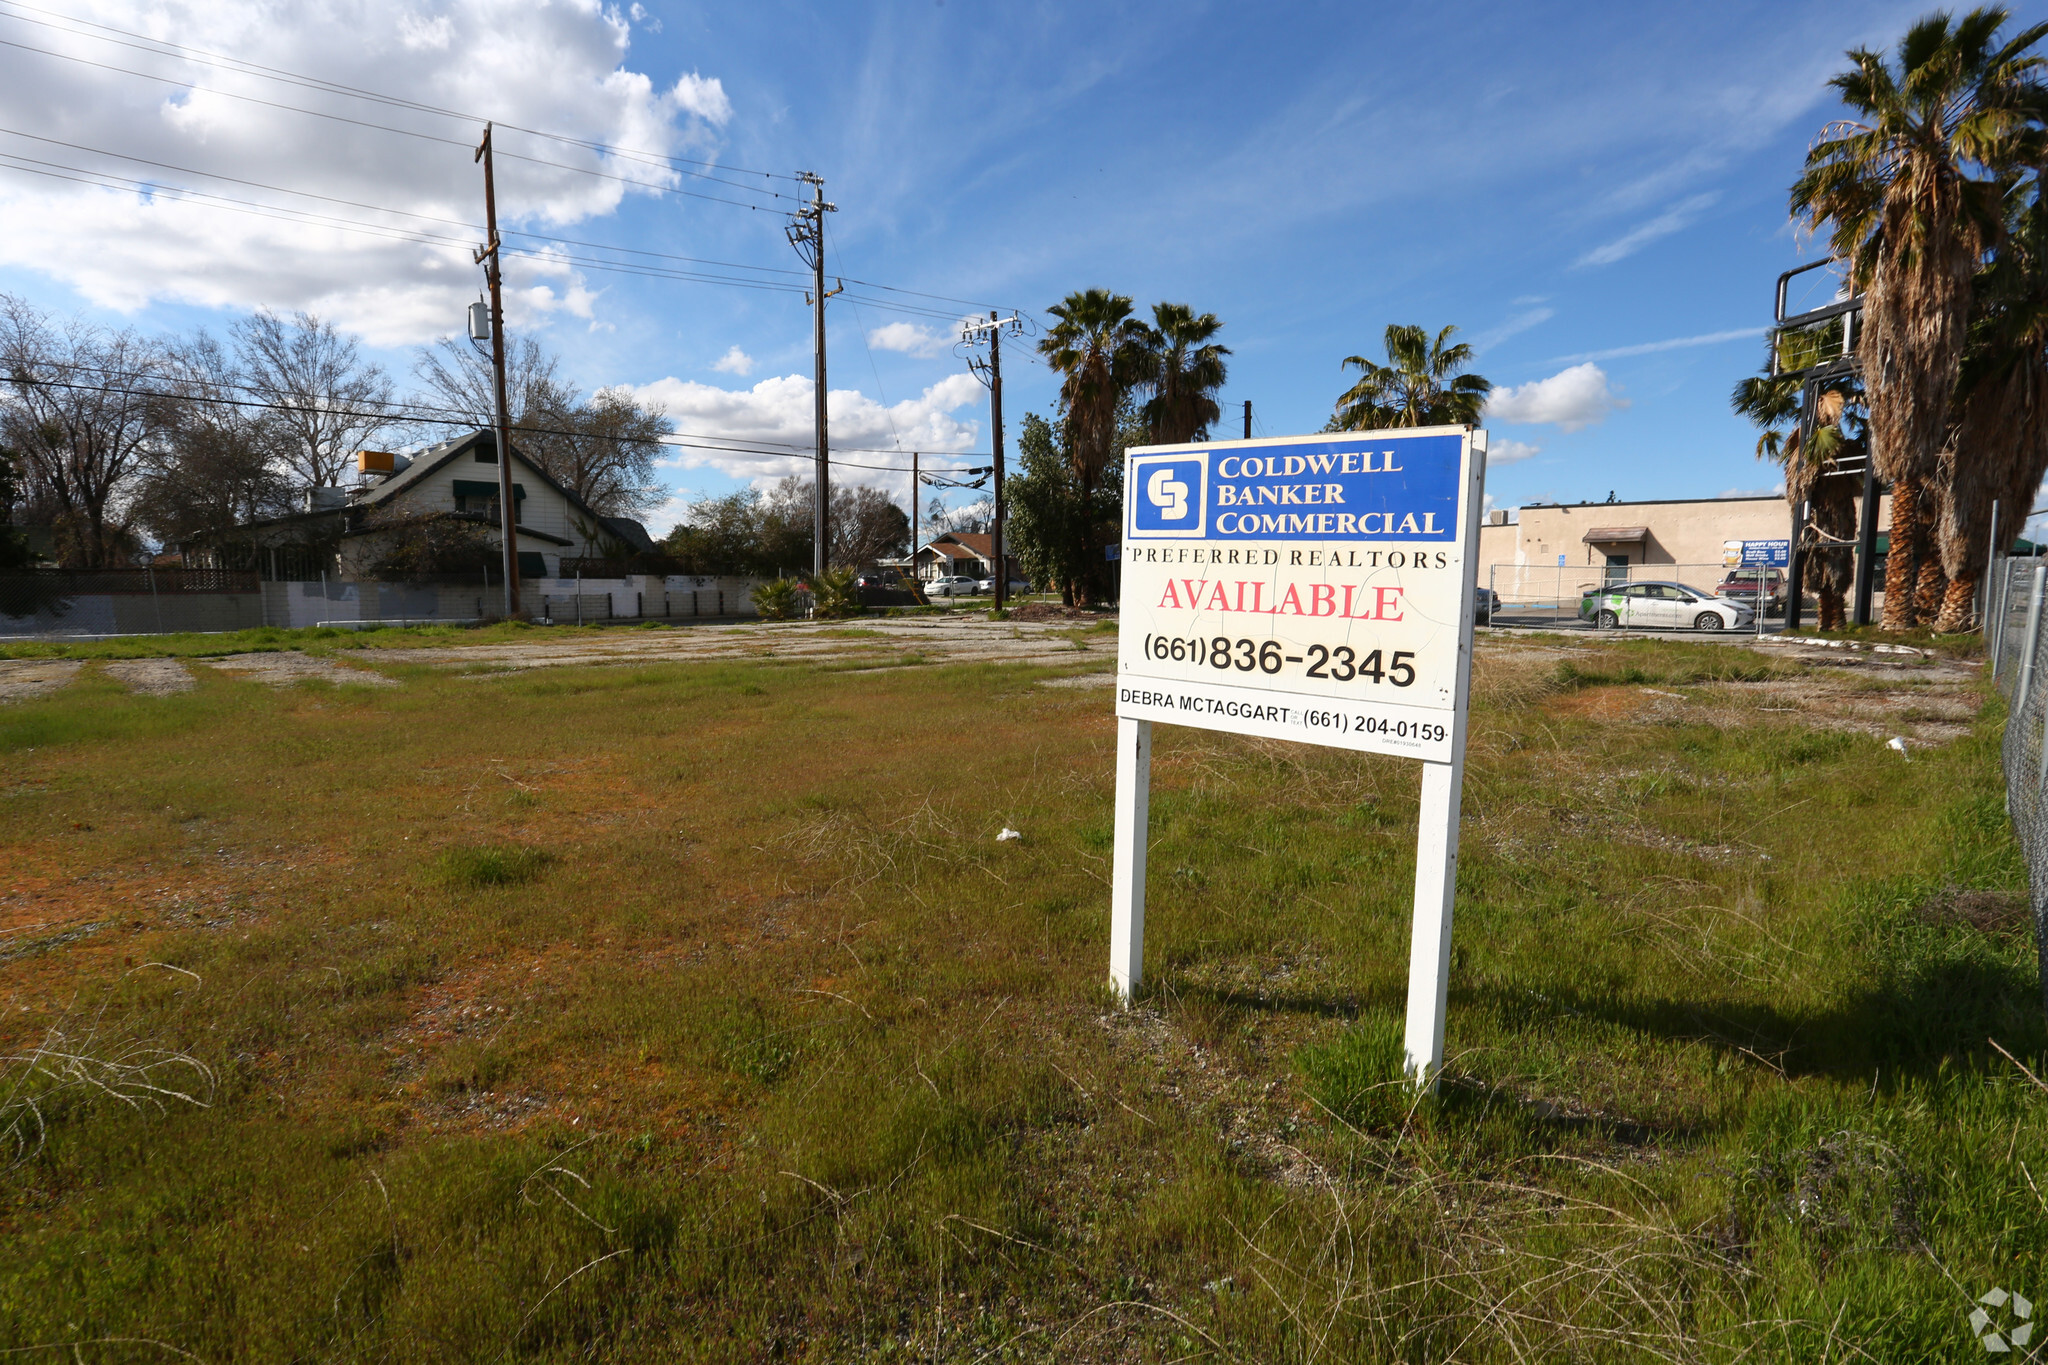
[1888,736,1910,760]
[997,828,1022,842]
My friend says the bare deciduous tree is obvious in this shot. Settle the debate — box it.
[0,294,162,566]
[235,309,394,489]
[414,334,561,431]
[131,334,297,546]
[414,336,670,516]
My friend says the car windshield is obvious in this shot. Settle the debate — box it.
[1677,585,1717,600]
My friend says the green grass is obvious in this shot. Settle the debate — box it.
[0,635,2038,1361]
[433,844,554,888]
[0,618,627,660]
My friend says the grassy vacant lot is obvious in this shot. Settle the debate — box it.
[0,620,680,661]
[0,631,2040,1362]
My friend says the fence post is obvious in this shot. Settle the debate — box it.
[2019,564,2046,703]
[2037,614,2048,784]
[1982,500,2001,627]
[1995,561,2017,679]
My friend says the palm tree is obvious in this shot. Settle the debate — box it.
[1790,7,2047,629]
[1038,289,1149,604]
[1936,180,2048,630]
[1332,324,1491,430]
[1137,303,1230,444]
[1731,374,1862,630]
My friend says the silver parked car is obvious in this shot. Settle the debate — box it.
[1585,581,1753,632]
[925,575,981,598]
[977,576,1031,595]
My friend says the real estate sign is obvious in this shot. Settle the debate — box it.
[1114,429,1483,761]
[1105,427,1488,1089]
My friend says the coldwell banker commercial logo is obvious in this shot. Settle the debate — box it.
[1128,454,1207,539]
[1972,1287,2035,1354]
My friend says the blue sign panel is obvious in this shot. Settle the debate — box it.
[1735,539,1790,568]
[1126,433,1462,542]
[1129,457,1206,536]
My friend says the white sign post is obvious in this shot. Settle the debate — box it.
[1108,426,1486,1088]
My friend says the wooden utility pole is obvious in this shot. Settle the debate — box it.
[787,174,840,579]
[964,312,1021,609]
[911,449,920,552]
[474,123,519,618]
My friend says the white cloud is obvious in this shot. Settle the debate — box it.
[1471,308,1554,353]
[0,0,733,345]
[712,345,754,376]
[640,492,694,539]
[1543,328,1765,366]
[1574,192,1719,268]
[631,372,984,484]
[1485,363,1627,433]
[1488,438,1542,464]
[867,321,956,357]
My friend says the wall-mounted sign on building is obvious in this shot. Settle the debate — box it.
[1108,426,1487,1088]
[1723,538,1791,568]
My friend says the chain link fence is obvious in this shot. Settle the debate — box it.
[1986,553,2048,1016]
[1485,562,1788,632]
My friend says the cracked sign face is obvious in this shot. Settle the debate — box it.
[1115,427,1485,762]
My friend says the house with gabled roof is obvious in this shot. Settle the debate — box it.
[913,531,1020,584]
[187,429,647,581]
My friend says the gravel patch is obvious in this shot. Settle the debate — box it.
[0,659,81,703]
[203,652,400,688]
[103,658,195,696]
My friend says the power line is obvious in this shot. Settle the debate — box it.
[0,33,784,213]
[0,154,973,320]
[0,142,991,324]
[0,38,1034,313]
[0,124,857,293]
[2,360,994,465]
[0,0,801,186]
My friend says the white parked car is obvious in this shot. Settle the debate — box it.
[925,575,982,598]
[976,576,1031,595]
[1586,581,1753,632]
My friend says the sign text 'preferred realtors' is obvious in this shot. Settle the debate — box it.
[1116,429,1482,761]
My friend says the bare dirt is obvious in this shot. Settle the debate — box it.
[0,660,81,703]
[199,653,400,688]
[366,616,1112,675]
[102,658,196,696]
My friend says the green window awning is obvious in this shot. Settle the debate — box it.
[452,480,525,501]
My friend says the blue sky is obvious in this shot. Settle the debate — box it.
[1,0,2018,534]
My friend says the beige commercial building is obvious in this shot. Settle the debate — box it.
[1478,492,1885,597]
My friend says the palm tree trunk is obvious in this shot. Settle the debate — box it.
[1914,553,1949,624]
[1819,588,1847,630]
[1934,574,1978,633]
[1880,475,1923,630]
[1073,460,1098,608]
